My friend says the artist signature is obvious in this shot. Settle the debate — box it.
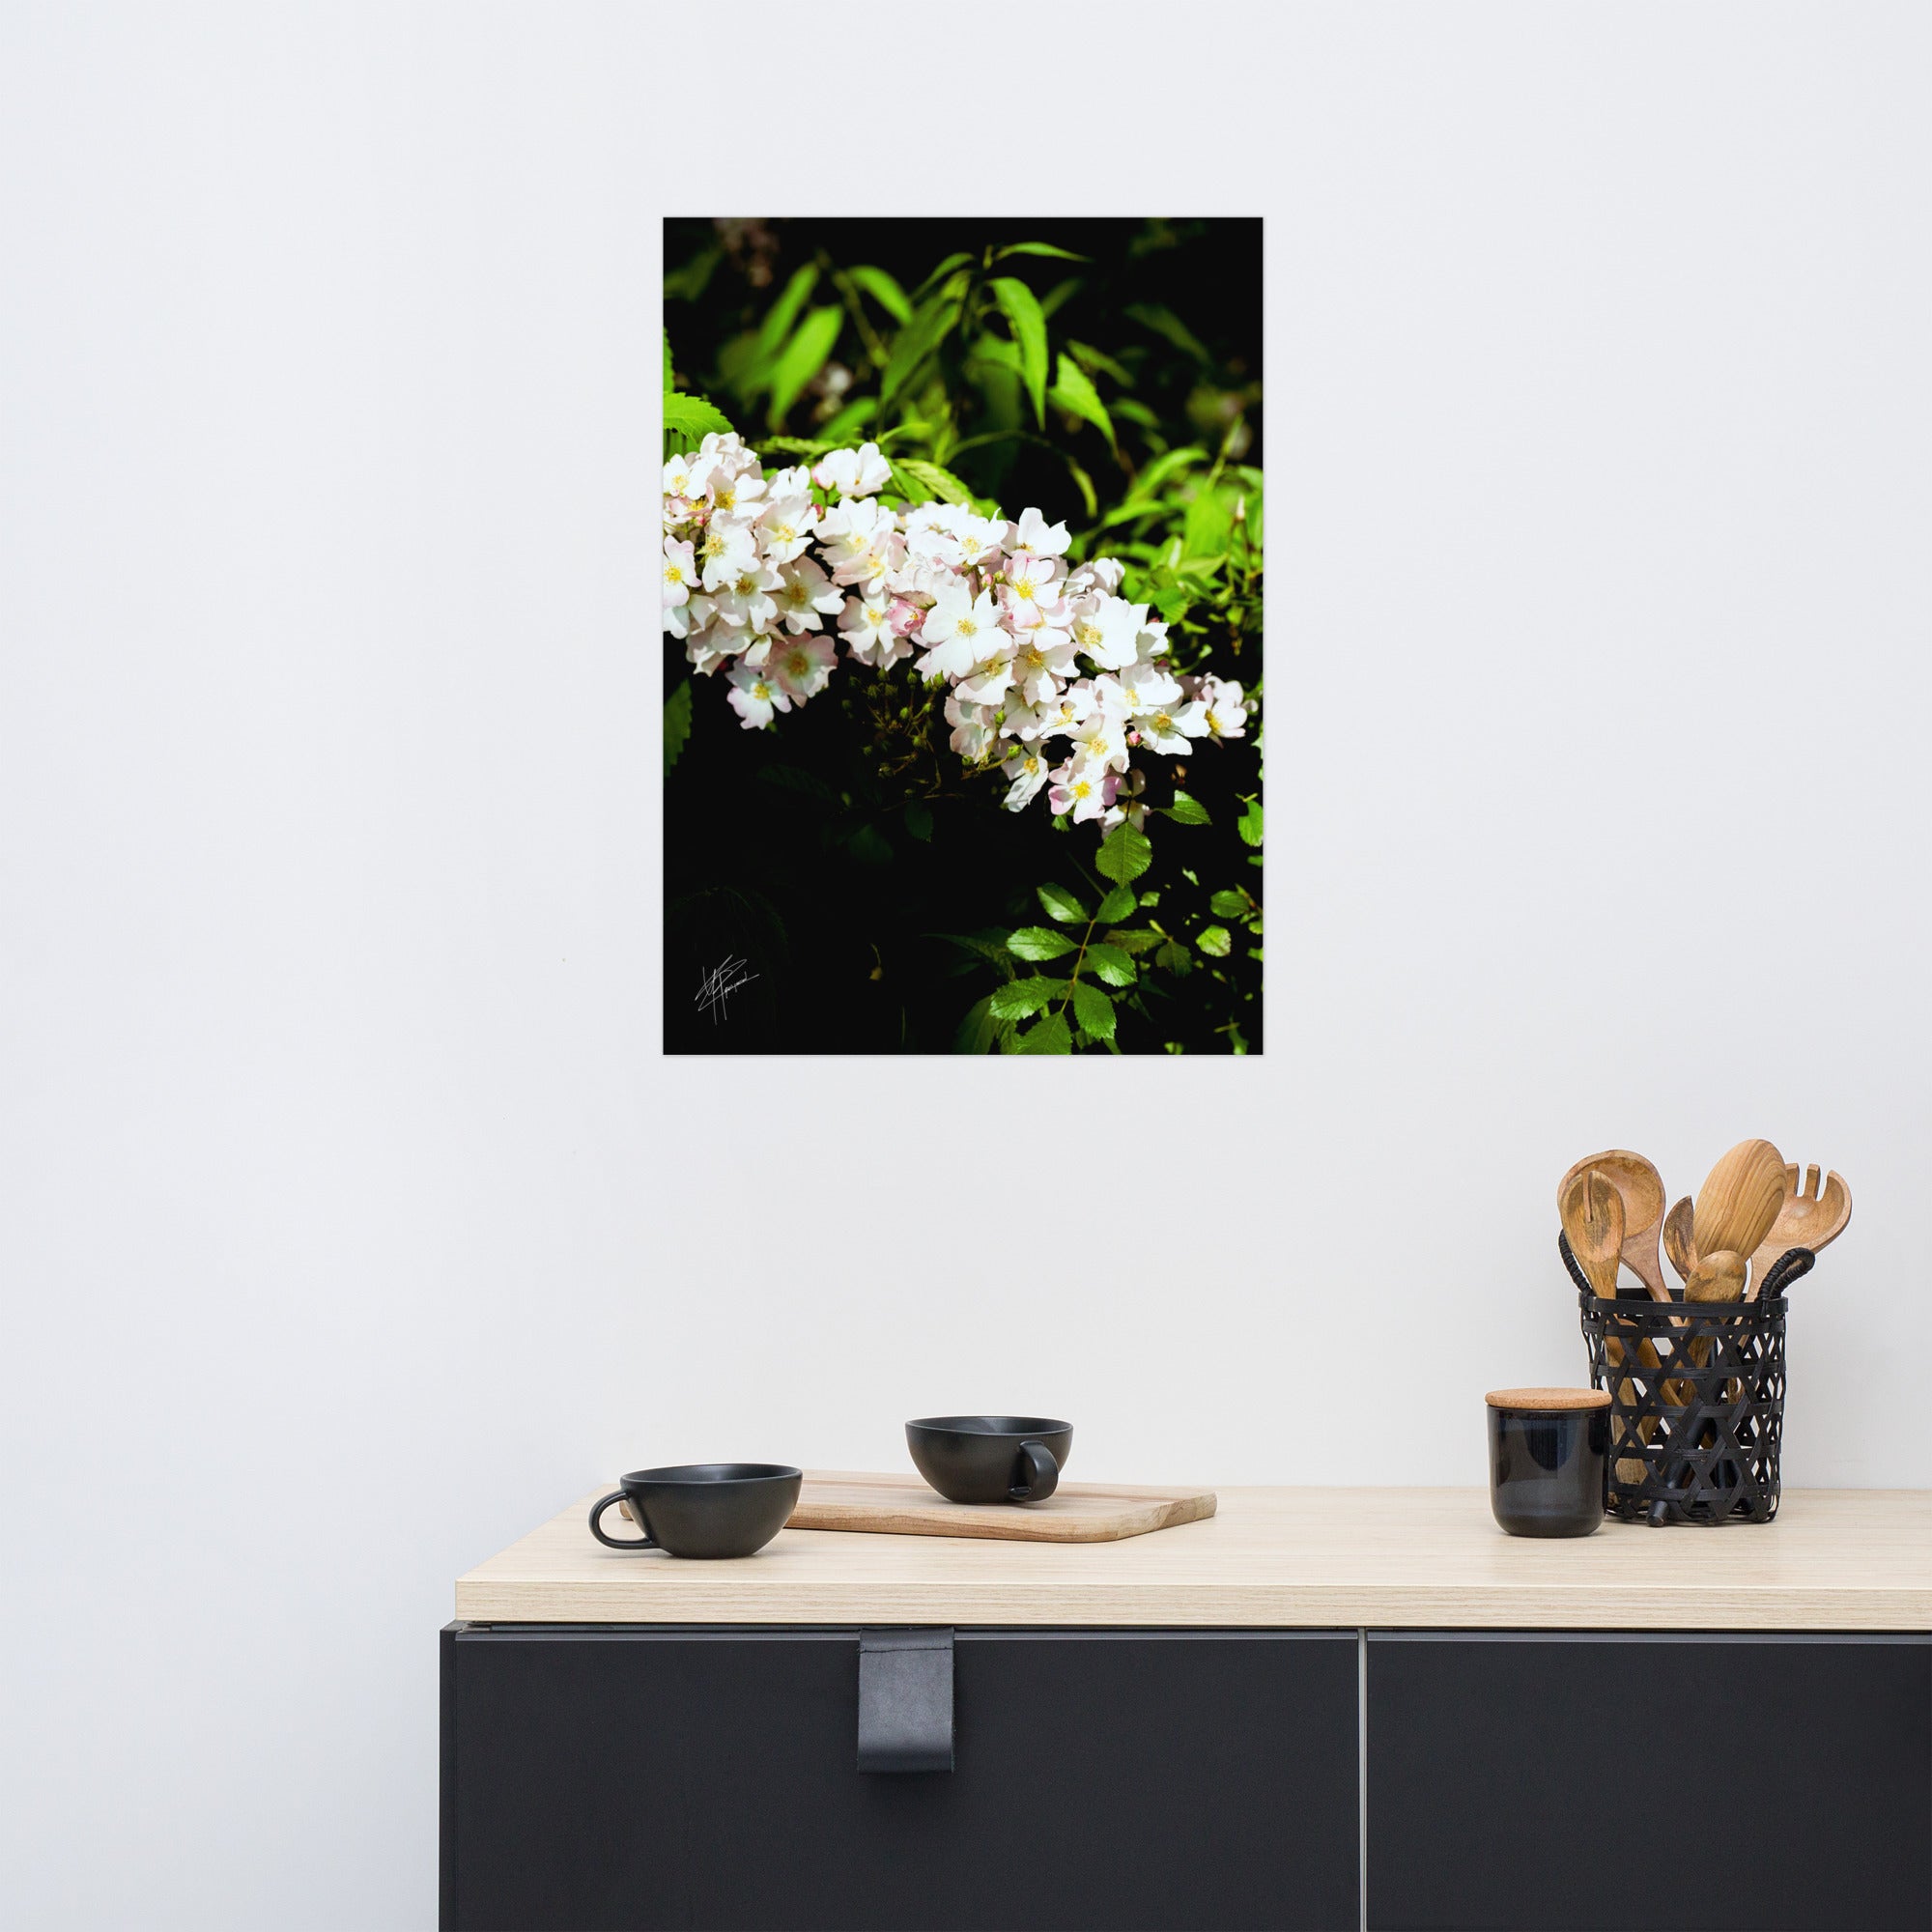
[695,954,758,1024]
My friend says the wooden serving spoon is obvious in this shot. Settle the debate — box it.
[1556,1151,1669,1301]
[1560,1170,1651,1481]
[1662,1197,1698,1285]
[1747,1165,1852,1299]
[1664,1248,1748,1404]
[1692,1140,1787,1270]
[1559,1168,1624,1297]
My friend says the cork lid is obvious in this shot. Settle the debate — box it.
[1485,1386,1611,1411]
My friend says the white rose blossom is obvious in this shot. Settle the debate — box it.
[663,436,1257,800]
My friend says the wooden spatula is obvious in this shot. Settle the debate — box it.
[1662,1196,1697,1285]
[1560,1169,1650,1481]
[1747,1165,1851,1298]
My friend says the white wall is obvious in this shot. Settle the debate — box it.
[3,3,1927,1926]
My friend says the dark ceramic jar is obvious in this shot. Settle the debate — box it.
[1485,1387,1608,1538]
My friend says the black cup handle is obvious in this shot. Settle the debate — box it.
[1009,1440,1060,1503]
[588,1491,656,1550]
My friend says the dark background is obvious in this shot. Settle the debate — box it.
[664,217,1263,1053]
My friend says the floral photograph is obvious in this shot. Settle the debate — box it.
[663,218,1263,1053]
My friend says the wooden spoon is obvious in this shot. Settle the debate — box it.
[1559,1168,1624,1297]
[1747,1165,1852,1299]
[1557,1151,1669,1301]
[1692,1140,1786,1269]
[1560,1170,1650,1481]
[1662,1196,1697,1285]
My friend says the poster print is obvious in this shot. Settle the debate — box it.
[663,218,1262,1053]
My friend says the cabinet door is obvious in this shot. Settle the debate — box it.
[1366,1632,1931,1931]
[442,1625,1360,1932]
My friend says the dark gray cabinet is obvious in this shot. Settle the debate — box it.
[1365,1632,1932,1931]
[441,1625,1362,1932]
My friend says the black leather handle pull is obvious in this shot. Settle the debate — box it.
[857,1629,953,1774]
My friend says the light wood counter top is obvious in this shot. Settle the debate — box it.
[455,1481,1932,1631]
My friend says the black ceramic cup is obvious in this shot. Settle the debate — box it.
[905,1416,1072,1505]
[587,1463,802,1558]
[1485,1389,1608,1538]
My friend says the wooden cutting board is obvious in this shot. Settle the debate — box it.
[785,1470,1217,1544]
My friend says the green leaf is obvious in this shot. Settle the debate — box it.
[903,801,934,842]
[1154,940,1192,976]
[1209,890,1251,919]
[756,763,837,803]
[767,305,842,428]
[1096,822,1153,885]
[1064,455,1097,520]
[1016,1011,1073,1054]
[845,822,892,866]
[847,264,912,325]
[997,242,1090,263]
[1083,942,1137,987]
[1008,925,1076,962]
[1124,300,1212,367]
[887,459,936,506]
[1157,790,1211,826]
[1070,978,1116,1041]
[1049,351,1115,453]
[989,277,1049,428]
[933,930,1014,972]
[1183,484,1235,562]
[989,976,1065,1022]
[1197,924,1234,957]
[1037,881,1088,923]
[1237,799,1264,848]
[663,392,734,441]
[817,394,876,443]
[1095,884,1136,923]
[879,295,961,416]
[910,251,972,300]
[1103,928,1162,954]
[662,328,673,389]
[895,459,975,507]
[953,995,999,1055]
[1066,339,1134,387]
[752,265,820,371]
[663,682,692,778]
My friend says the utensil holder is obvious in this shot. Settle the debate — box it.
[1573,1264,1790,1526]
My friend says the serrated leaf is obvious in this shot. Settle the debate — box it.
[1070,979,1116,1040]
[848,264,911,325]
[1049,351,1115,453]
[1154,940,1192,976]
[1037,881,1088,923]
[1197,924,1234,957]
[896,459,975,507]
[1016,1011,1073,1054]
[989,276,1048,428]
[1183,483,1235,562]
[1209,890,1250,919]
[1008,925,1076,962]
[997,242,1090,263]
[663,682,692,778]
[880,296,961,415]
[953,995,998,1055]
[1160,789,1211,826]
[1095,884,1136,923]
[1096,822,1153,885]
[767,305,842,428]
[1237,799,1264,847]
[1083,942,1136,987]
[934,930,1014,972]
[1103,927,1162,954]
[663,392,734,441]
[988,976,1064,1022]
[1066,339,1134,387]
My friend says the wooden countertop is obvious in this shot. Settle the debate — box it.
[455,1482,1932,1631]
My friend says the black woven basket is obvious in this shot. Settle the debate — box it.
[1565,1234,1811,1525]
